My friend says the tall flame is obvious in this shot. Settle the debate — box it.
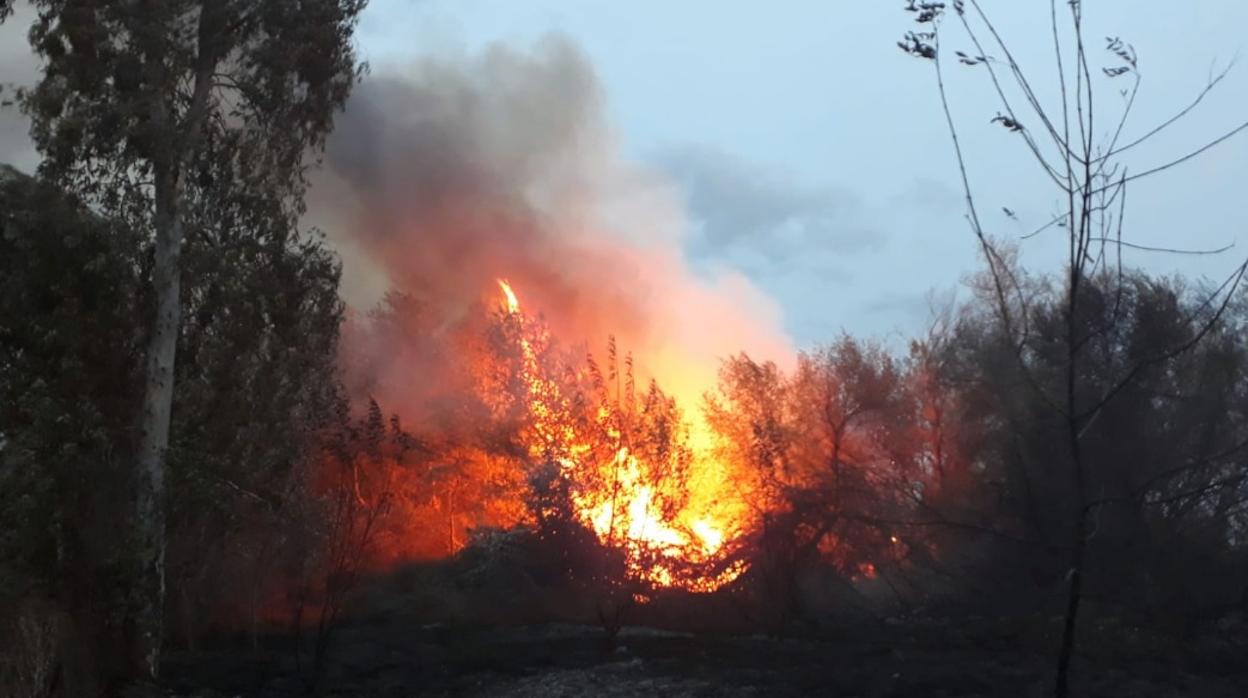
[498,279,520,315]
[496,278,744,591]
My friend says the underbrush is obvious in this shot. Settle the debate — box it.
[0,598,70,698]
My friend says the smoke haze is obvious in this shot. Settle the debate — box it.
[308,36,794,405]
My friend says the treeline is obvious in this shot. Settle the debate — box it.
[273,233,1248,653]
[703,267,1248,635]
[3,2,1248,696]
[1,1,371,694]
[0,165,406,693]
[5,160,1248,694]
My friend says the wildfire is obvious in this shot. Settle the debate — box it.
[498,279,520,314]
[495,278,744,591]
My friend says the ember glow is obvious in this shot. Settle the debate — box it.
[496,279,745,591]
[318,41,795,591]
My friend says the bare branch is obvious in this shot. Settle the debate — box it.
[1086,238,1235,256]
[1077,258,1248,424]
[1094,70,1141,182]
[1021,211,1068,240]
[968,0,1080,167]
[956,5,1075,188]
[1095,57,1239,164]
[1092,118,1248,194]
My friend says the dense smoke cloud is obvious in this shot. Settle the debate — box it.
[308,36,793,404]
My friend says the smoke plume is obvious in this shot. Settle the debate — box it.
[308,36,793,408]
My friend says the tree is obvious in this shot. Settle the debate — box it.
[897,2,1248,694]
[1,0,368,684]
[285,398,404,687]
[2,159,354,694]
[162,210,346,654]
[938,271,1248,622]
[0,165,144,695]
[707,344,915,633]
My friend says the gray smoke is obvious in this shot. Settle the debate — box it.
[308,35,793,403]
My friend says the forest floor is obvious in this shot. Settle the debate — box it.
[164,612,1247,697]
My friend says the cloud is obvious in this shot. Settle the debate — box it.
[862,291,942,324]
[893,176,962,215]
[654,144,885,265]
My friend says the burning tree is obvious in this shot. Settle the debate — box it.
[492,283,740,595]
[705,342,930,632]
[329,278,754,637]
[334,277,972,636]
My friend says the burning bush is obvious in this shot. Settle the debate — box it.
[344,281,749,594]
[337,279,965,631]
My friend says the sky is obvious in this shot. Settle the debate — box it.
[3,2,1248,347]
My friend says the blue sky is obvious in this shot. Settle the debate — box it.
[351,1,1248,346]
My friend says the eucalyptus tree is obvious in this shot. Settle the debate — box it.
[0,0,368,684]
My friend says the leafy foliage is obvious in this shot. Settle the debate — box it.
[0,167,143,694]
[0,160,353,690]
[12,0,366,231]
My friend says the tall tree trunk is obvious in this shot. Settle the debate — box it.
[130,4,219,681]
[1055,237,1089,698]
[1055,509,1087,698]
[132,168,184,683]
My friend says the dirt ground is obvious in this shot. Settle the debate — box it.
[163,614,1247,697]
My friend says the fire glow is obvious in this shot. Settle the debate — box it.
[317,42,799,592]
[496,279,746,591]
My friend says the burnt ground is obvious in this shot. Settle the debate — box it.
[163,612,1247,697]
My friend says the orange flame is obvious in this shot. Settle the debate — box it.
[497,279,520,314]
[496,278,744,591]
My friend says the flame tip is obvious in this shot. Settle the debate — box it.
[496,278,520,314]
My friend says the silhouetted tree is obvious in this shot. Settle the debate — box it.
[0,1,368,685]
[898,2,1248,692]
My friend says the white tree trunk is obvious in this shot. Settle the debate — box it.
[132,171,183,682]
